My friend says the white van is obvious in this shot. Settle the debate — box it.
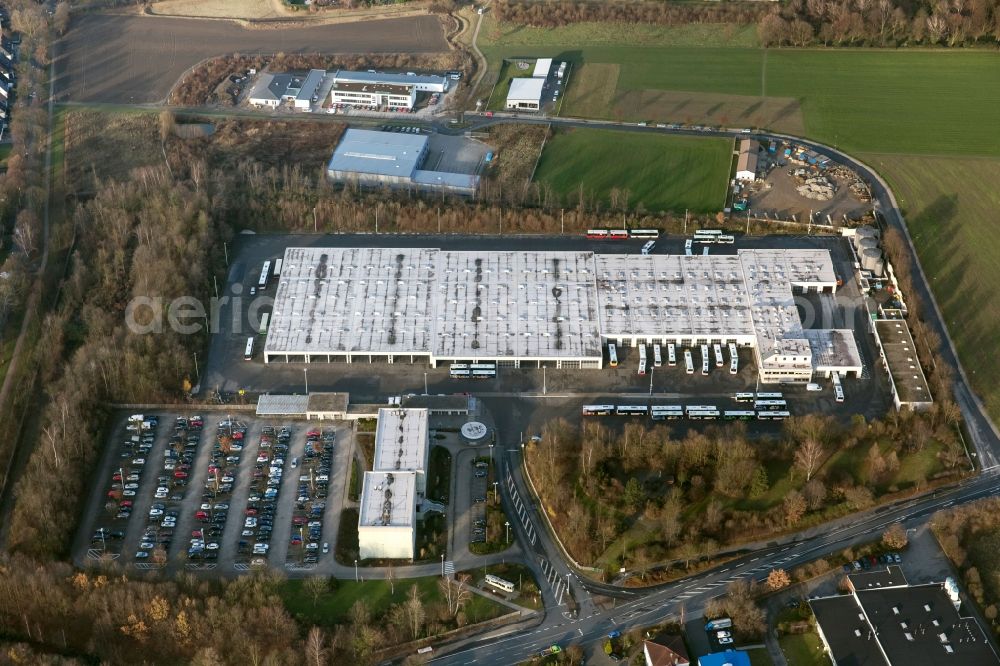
[806,383,822,391]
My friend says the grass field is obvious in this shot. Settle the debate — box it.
[150,0,285,18]
[486,58,537,111]
[779,632,827,665]
[865,154,1000,418]
[532,128,731,213]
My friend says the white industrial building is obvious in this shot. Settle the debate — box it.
[263,246,863,384]
[326,129,480,196]
[736,139,759,182]
[329,80,416,110]
[358,470,417,560]
[293,69,326,110]
[505,77,545,111]
[247,72,292,107]
[357,407,430,560]
[247,70,326,109]
[332,70,449,94]
[532,58,553,79]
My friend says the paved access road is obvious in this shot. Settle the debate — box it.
[54,13,448,104]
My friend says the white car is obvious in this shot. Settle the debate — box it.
[206,542,220,551]
[122,490,136,497]
[139,541,155,550]
[322,542,329,554]
[149,508,163,518]
[245,517,257,528]
[718,637,733,645]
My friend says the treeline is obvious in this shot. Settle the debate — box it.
[6,170,221,558]
[492,0,1000,47]
[527,409,966,573]
[932,498,1000,634]
[170,51,467,106]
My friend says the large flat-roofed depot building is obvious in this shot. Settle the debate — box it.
[326,129,479,196]
[263,246,862,383]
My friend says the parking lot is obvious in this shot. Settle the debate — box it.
[78,411,352,574]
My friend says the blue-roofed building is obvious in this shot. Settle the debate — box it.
[698,650,751,666]
[326,128,479,196]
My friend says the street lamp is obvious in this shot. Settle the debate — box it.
[354,559,358,582]
[492,480,499,505]
[440,553,445,577]
[304,367,309,395]
[424,371,428,396]
[489,443,494,467]
[505,520,510,544]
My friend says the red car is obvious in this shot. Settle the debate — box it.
[191,529,203,538]
[194,511,208,521]
[174,471,188,479]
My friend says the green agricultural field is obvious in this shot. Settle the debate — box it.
[485,58,537,111]
[865,154,1000,418]
[532,128,731,213]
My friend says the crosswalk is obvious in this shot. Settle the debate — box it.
[504,464,537,545]
[443,560,455,576]
[539,557,568,604]
[670,548,801,602]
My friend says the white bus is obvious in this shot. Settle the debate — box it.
[734,392,756,403]
[685,239,693,256]
[485,574,516,593]
[835,384,845,402]
[638,345,647,362]
[259,312,270,335]
[757,411,791,420]
[688,410,720,420]
[756,392,784,400]
[718,234,736,244]
[244,337,254,361]
[638,358,647,377]
[686,405,718,413]
[608,343,618,368]
[472,369,497,379]
[653,344,662,367]
[754,400,788,411]
[582,405,615,416]
[713,343,724,367]
[258,261,272,290]
[616,405,649,417]
[470,363,497,370]
[651,406,684,421]
[724,410,757,420]
[700,344,710,375]
[629,229,660,239]
[703,246,710,256]
[450,364,470,378]
[641,240,656,255]
[667,343,676,366]
[730,357,739,375]
[695,229,723,237]
[684,350,694,374]
[273,258,283,276]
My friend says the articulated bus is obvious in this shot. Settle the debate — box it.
[728,343,739,374]
[638,344,647,363]
[717,234,736,244]
[586,229,610,240]
[470,363,497,370]
[485,575,516,593]
[724,410,757,420]
[686,405,718,413]
[258,261,272,290]
[616,405,649,417]
[754,400,788,410]
[608,343,618,368]
[259,312,270,335]
[667,343,676,366]
[756,392,784,400]
[734,392,756,403]
[757,411,790,420]
[629,229,660,239]
[244,337,255,361]
[582,405,615,416]
[713,343,724,367]
[653,344,662,368]
[688,410,720,420]
[693,230,722,243]
[471,369,497,379]
[638,359,647,377]
[700,344,710,375]
[684,350,694,374]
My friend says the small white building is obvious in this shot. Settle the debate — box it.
[294,69,326,110]
[247,72,292,108]
[532,58,553,79]
[736,139,759,182]
[506,77,545,111]
[373,407,429,494]
[358,471,417,560]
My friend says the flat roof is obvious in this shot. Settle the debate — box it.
[306,392,349,414]
[412,169,479,191]
[264,247,842,363]
[332,69,447,88]
[737,138,759,175]
[256,394,308,416]
[296,69,325,102]
[373,408,428,473]
[875,318,933,405]
[332,80,414,96]
[507,77,544,102]
[850,565,908,591]
[812,580,1000,666]
[804,329,863,372]
[533,58,552,78]
[401,394,470,412]
[358,471,416,528]
[327,128,426,179]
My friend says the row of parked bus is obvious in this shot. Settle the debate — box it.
[608,342,739,376]
[692,229,735,244]
[581,404,790,420]
[585,228,660,240]
[449,363,497,379]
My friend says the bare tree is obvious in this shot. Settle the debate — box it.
[53,2,71,35]
[794,438,825,482]
[303,576,327,607]
[403,584,425,641]
[438,573,473,617]
[304,626,327,666]
[767,568,791,590]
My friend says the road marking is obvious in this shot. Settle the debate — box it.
[720,568,730,572]
[750,557,759,562]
